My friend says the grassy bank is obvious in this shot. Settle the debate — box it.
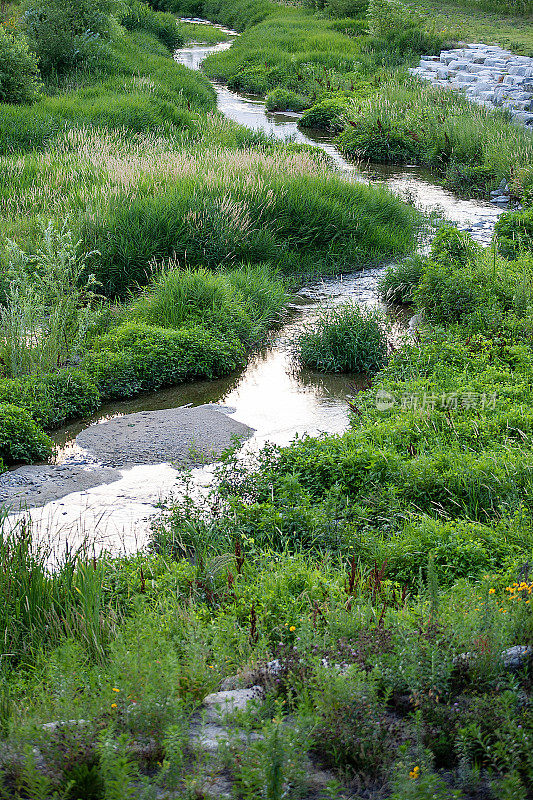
[0,0,422,468]
[1,228,533,797]
[162,0,533,198]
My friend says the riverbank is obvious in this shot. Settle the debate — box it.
[1,3,533,798]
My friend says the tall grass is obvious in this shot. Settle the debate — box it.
[0,128,421,296]
[0,516,116,667]
[338,76,533,196]
[294,302,389,373]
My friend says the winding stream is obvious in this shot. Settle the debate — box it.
[5,29,506,555]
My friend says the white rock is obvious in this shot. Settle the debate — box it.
[203,687,263,719]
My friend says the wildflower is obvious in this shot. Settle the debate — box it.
[111,703,117,709]
[409,766,420,779]
[289,626,296,632]
[112,687,120,692]
[489,588,495,594]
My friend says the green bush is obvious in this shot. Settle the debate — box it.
[83,322,244,399]
[300,98,348,132]
[0,370,100,431]
[495,208,533,260]
[0,403,53,465]
[430,225,478,268]
[265,88,309,112]
[378,255,424,304]
[0,26,41,104]
[128,267,256,344]
[294,303,388,373]
[121,1,184,50]
[414,258,494,324]
[24,0,119,75]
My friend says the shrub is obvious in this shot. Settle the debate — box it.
[299,98,347,133]
[430,225,478,268]
[0,224,99,378]
[0,26,41,104]
[495,208,533,260]
[0,370,100,430]
[0,403,53,465]
[367,0,419,37]
[24,0,119,75]
[128,267,255,344]
[265,88,309,112]
[83,322,244,399]
[414,260,493,324]
[294,303,388,373]
[378,255,424,304]
[121,1,183,50]
[310,672,402,776]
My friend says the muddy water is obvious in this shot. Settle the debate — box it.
[8,32,504,554]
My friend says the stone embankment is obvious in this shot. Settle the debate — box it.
[410,43,533,126]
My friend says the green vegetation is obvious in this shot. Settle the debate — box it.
[0,25,41,103]
[2,0,533,795]
[177,19,230,43]
[294,302,388,373]
[337,76,533,197]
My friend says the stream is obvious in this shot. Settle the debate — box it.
[4,28,505,557]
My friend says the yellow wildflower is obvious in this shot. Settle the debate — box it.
[289,626,296,632]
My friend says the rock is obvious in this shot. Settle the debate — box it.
[203,687,263,720]
[502,645,533,670]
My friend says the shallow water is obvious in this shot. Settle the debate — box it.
[9,32,505,554]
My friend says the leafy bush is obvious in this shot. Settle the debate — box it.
[121,1,183,50]
[83,322,244,399]
[495,208,533,260]
[378,255,424,304]
[24,0,119,75]
[0,403,53,465]
[0,26,41,104]
[0,370,100,430]
[300,98,347,132]
[430,225,478,268]
[367,0,414,37]
[294,303,388,373]
[0,224,99,378]
[265,88,309,112]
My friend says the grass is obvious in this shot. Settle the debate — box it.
[337,75,533,197]
[177,19,230,42]
[293,302,389,373]
[2,2,533,795]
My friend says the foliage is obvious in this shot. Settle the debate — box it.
[299,97,348,132]
[0,26,41,104]
[338,77,533,197]
[128,264,287,346]
[294,302,389,373]
[0,223,99,379]
[83,322,244,399]
[378,255,424,304]
[495,208,533,260]
[24,0,120,75]
[0,403,53,464]
[0,369,100,430]
[265,88,309,112]
[121,0,184,50]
